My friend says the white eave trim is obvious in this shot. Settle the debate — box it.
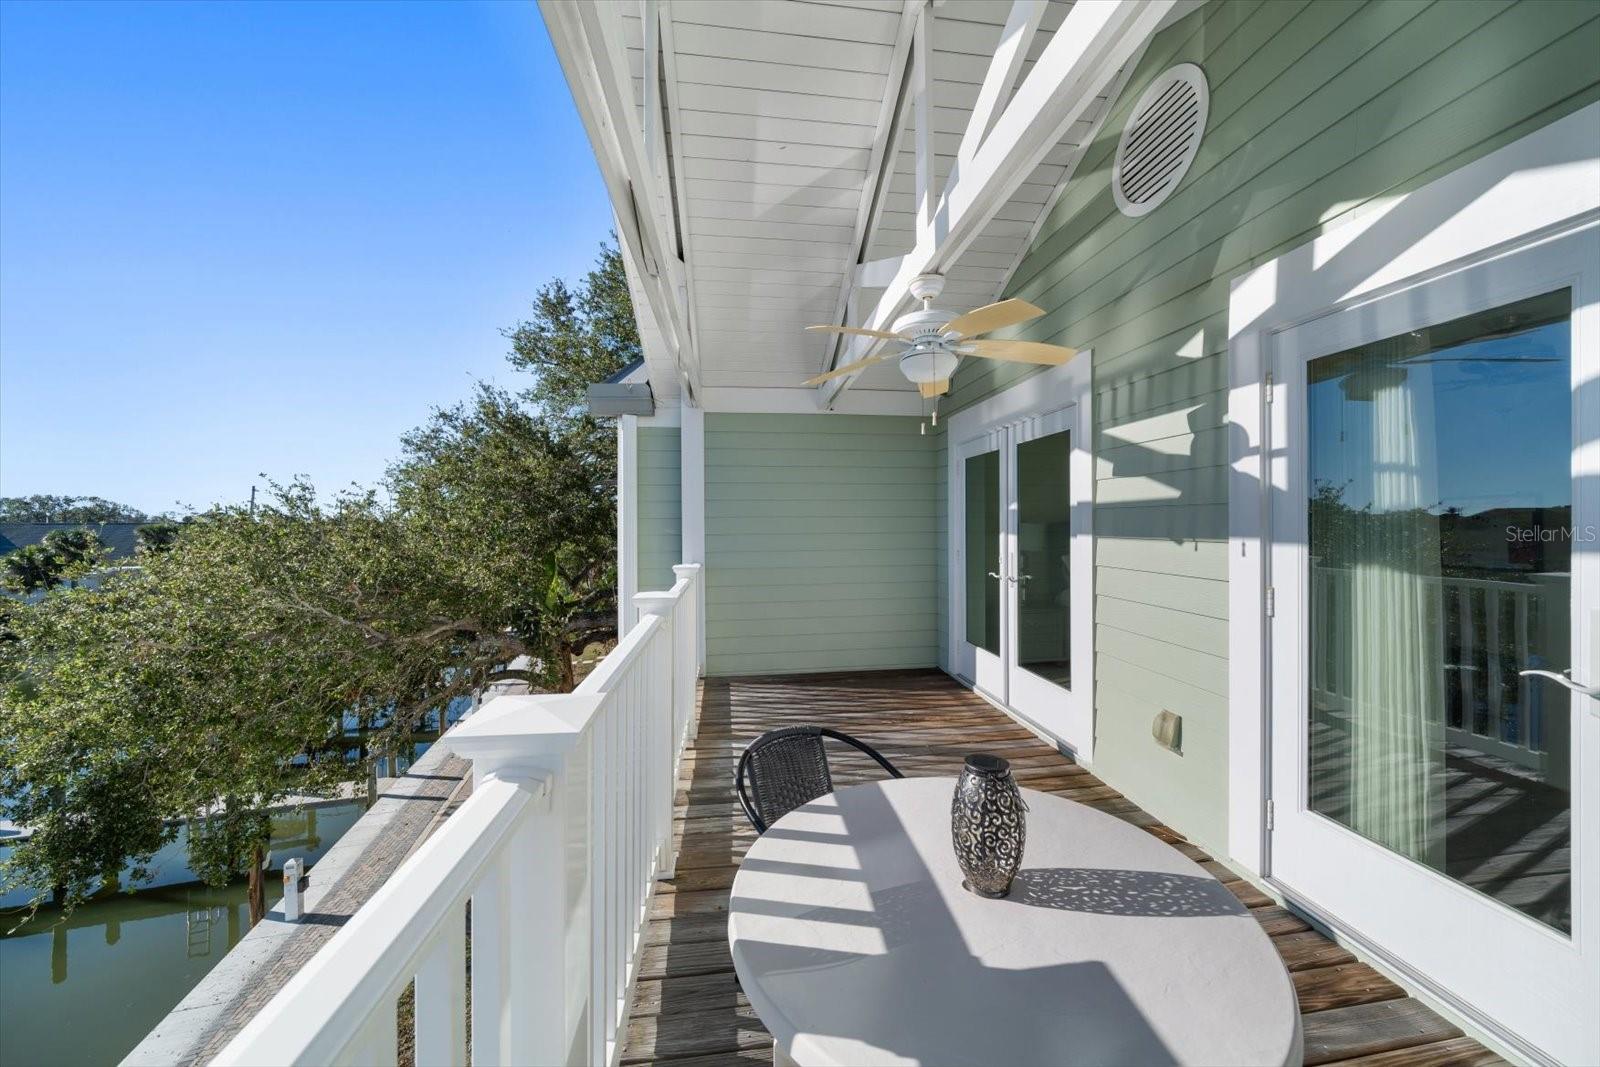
[539,0,701,404]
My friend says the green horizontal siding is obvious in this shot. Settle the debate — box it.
[705,413,939,676]
[936,0,1599,852]
[637,427,681,594]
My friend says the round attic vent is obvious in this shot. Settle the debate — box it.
[1112,63,1208,218]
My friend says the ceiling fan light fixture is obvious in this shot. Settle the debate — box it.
[899,347,959,384]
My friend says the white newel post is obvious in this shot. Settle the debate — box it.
[633,589,679,879]
[672,564,703,749]
[673,563,704,678]
[446,693,602,1067]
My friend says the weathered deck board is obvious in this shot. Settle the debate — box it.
[620,670,1501,1066]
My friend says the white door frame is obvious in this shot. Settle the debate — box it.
[1227,102,1600,1065]
[946,354,1095,761]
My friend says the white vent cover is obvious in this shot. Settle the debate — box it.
[1112,63,1208,218]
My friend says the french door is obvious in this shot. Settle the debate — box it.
[950,368,1093,759]
[1266,225,1599,1064]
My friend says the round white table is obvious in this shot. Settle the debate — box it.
[727,777,1302,1067]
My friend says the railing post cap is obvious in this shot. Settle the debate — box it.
[672,563,701,577]
[445,692,602,782]
[634,590,676,618]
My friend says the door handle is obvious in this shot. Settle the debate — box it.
[987,571,1003,581]
[1519,669,1600,709]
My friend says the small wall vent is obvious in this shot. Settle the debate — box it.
[1112,63,1208,218]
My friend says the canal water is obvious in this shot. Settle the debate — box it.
[0,801,365,1067]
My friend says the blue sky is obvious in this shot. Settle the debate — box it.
[0,1,613,515]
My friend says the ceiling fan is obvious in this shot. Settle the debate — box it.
[801,274,1078,406]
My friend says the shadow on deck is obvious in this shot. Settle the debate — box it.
[621,669,1501,1067]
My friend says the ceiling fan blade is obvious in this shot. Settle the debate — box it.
[918,379,950,398]
[804,324,908,342]
[942,298,1045,338]
[802,351,894,386]
[965,339,1078,366]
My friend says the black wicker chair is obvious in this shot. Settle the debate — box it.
[735,725,904,833]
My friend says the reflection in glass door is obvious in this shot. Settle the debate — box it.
[959,436,1007,701]
[1015,428,1073,688]
[964,450,1001,657]
[1266,223,1599,1064]
[1304,289,1572,932]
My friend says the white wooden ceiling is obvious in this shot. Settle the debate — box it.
[607,0,1138,404]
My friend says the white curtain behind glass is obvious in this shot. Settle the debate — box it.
[1340,347,1446,863]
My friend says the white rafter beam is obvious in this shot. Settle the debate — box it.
[821,0,1173,407]
[958,0,1046,171]
[814,1,921,379]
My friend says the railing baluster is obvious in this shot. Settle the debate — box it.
[339,998,398,1067]
[1485,586,1503,741]
[607,677,622,1047]
[589,702,608,1064]
[470,855,508,1066]
[1515,587,1532,748]
[414,911,467,1067]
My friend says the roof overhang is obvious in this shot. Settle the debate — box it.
[541,0,1184,414]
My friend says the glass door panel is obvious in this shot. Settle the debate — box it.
[1014,429,1072,688]
[1304,289,1572,932]
[1268,224,1599,1064]
[964,450,1001,656]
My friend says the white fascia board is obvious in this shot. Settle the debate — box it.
[538,0,700,400]
[822,0,1173,407]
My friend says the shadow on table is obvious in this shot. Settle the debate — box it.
[735,938,1180,1066]
[1009,866,1240,918]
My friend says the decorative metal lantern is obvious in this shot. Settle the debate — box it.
[951,753,1028,898]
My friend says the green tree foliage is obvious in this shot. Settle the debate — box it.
[505,237,640,475]
[2,545,65,594]
[1,529,107,594]
[0,495,150,523]
[135,520,183,555]
[0,240,639,921]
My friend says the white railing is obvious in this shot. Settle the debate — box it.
[214,564,703,1067]
[1309,566,1568,771]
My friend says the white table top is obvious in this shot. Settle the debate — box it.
[727,777,1302,1067]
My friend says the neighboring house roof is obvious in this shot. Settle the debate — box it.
[0,522,144,561]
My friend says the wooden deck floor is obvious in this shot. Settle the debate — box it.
[622,670,1502,1067]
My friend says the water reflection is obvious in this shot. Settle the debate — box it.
[0,801,362,1067]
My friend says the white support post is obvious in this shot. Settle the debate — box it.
[448,694,602,1067]
[618,414,639,635]
[678,405,705,670]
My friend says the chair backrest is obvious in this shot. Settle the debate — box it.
[735,725,904,833]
